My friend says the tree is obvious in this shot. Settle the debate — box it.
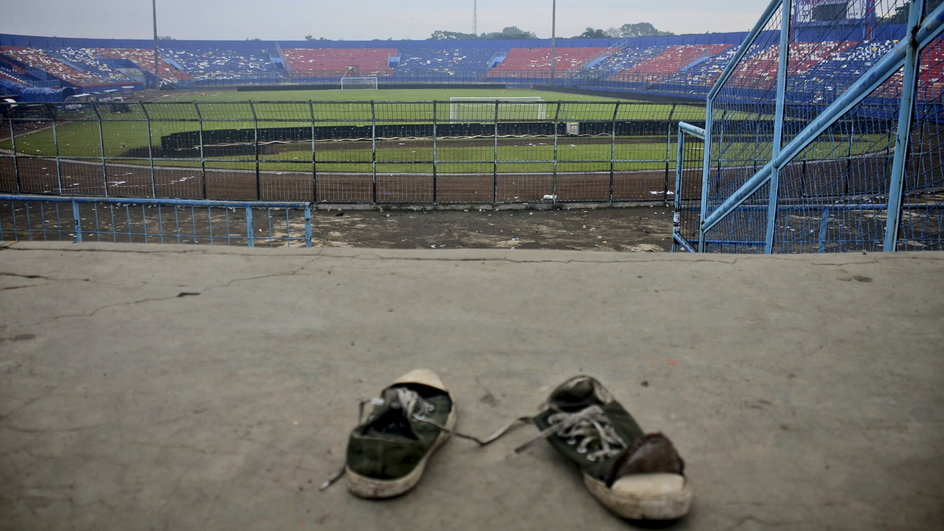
[429,30,478,40]
[158,35,176,40]
[618,22,674,37]
[575,27,608,39]
[429,26,537,40]
[489,26,537,40]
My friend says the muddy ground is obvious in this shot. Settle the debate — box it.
[311,205,674,252]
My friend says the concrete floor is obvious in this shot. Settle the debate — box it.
[1,242,942,530]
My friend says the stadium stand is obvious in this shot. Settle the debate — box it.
[394,42,503,81]
[280,48,396,77]
[582,45,668,79]
[93,48,192,81]
[487,47,608,78]
[0,26,928,104]
[611,45,734,83]
[50,48,137,84]
[161,47,281,80]
[0,46,105,86]
[919,39,944,99]
[726,41,857,91]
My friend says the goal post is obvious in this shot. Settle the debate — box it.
[448,96,547,123]
[339,76,379,90]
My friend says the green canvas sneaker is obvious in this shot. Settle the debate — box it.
[341,369,456,499]
[524,375,692,520]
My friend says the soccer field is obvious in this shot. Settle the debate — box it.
[2,88,708,171]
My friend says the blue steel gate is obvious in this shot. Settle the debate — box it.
[675,0,944,253]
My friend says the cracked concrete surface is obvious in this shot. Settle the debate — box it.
[1,242,943,530]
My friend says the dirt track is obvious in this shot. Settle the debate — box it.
[311,206,673,251]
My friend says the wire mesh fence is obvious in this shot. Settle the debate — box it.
[0,195,312,248]
[681,0,944,253]
[0,100,702,207]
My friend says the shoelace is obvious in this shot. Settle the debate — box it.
[320,386,526,491]
[514,405,626,462]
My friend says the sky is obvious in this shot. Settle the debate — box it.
[0,0,764,42]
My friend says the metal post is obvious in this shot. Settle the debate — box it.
[673,126,685,252]
[493,100,499,204]
[304,204,312,248]
[249,101,260,200]
[48,103,63,194]
[552,102,561,202]
[432,100,438,203]
[550,0,557,83]
[72,200,82,242]
[194,102,207,199]
[245,206,254,248]
[609,102,619,202]
[764,0,793,254]
[6,113,19,193]
[309,101,317,203]
[92,104,108,197]
[141,102,156,198]
[664,104,677,207]
[152,0,160,90]
[370,101,377,204]
[698,104,712,252]
[817,207,831,252]
[884,0,925,252]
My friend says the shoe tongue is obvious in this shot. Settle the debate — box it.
[553,378,600,411]
[364,389,418,439]
[606,433,684,486]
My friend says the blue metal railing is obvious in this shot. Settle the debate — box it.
[678,0,944,253]
[0,195,312,248]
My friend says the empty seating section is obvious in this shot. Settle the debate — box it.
[660,46,739,88]
[612,45,733,83]
[395,44,501,79]
[0,69,30,89]
[281,48,396,77]
[162,48,279,80]
[918,39,943,99]
[488,48,606,77]
[0,46,105,86]
[0,63,36,87]
[727,41,856,91]
[93,49,192,81]
[52,48,136,83]
[584,45,668,78]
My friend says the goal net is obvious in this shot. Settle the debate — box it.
[340,76,379,90]
[449,96,546,123]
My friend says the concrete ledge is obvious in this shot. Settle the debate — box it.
[1,243,942,529]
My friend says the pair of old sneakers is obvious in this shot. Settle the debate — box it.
[323,369,692,521]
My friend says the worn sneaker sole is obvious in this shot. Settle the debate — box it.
[583,472,692,520]
[345,369,457,499]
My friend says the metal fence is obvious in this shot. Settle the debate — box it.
[675,0,944,253]
[0,100,708,206]
[0,195,312,247]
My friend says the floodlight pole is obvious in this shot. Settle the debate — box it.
[152,0,159,90]
[550,0,557,82]
[474,0,478,35]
